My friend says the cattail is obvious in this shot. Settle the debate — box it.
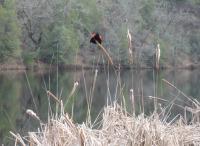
[155,43,160,70]
[130,89,135,116]
[26,109,40,121]
[68,81,79,98]
[127,29,133,64]
[127,29,132,54]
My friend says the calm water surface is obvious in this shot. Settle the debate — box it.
[1,69,200,145]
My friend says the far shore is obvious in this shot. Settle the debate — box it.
[0,62,200,71]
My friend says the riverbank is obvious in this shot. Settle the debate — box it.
[1,61,200,71]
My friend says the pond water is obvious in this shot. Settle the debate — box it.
[1,69,200,145]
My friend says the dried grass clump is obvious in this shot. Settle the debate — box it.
[11,102,200,146]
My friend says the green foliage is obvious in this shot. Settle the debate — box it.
[22,50,39,65]
[0,0,21,61]
[0,74,21,145]
[66,0,102,52]
[167,0,200,4]
[33,0,76,64]
[174,0,187,2]
[139,0,156,30]
[193,0,200,4]
[0,0,199,66]
[39,25,79,64]
[189,32,200,60]
[156,39,170,65]
[36,0,101,64]
[116,26,129,63]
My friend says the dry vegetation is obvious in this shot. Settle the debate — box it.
[10,96,200,146]
[9,70,200,146]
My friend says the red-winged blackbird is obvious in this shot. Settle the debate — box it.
[90,32,102,44]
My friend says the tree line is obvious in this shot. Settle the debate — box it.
[0,0,101,65]
[0,0,200,67]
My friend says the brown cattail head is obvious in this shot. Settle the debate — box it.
[155,43,160,70]
[127,29,133,64]
[26,109,40,121]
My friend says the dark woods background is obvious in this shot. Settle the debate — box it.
[0,0,200,67]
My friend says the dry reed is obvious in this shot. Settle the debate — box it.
[96,42,114,65]
[155,44,160,70]
[127,29,133,64]
[11,100,200,146]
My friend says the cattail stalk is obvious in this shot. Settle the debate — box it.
[68,81,79,99]
[130,89,135,116]
[155,44,160,70]
[47,90,60,104]
[64,81,79,109]
[127,29,133,64]
[26,109,40,121]
[96,42,114,65]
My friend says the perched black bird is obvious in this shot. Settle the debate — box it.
[90,32,102,44]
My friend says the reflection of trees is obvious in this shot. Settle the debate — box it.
[1,69,200,144]
[0,71,74,145]
[174,70,200,100]
[17,0,101,64]
[0,73,21,145]
[36,70,89,123]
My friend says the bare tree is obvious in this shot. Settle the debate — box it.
[16,0,65,50]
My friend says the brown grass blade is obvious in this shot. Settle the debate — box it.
[97,42,114,65]
[47,90,60,104]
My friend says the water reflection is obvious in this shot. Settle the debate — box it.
[1,69,200,145]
